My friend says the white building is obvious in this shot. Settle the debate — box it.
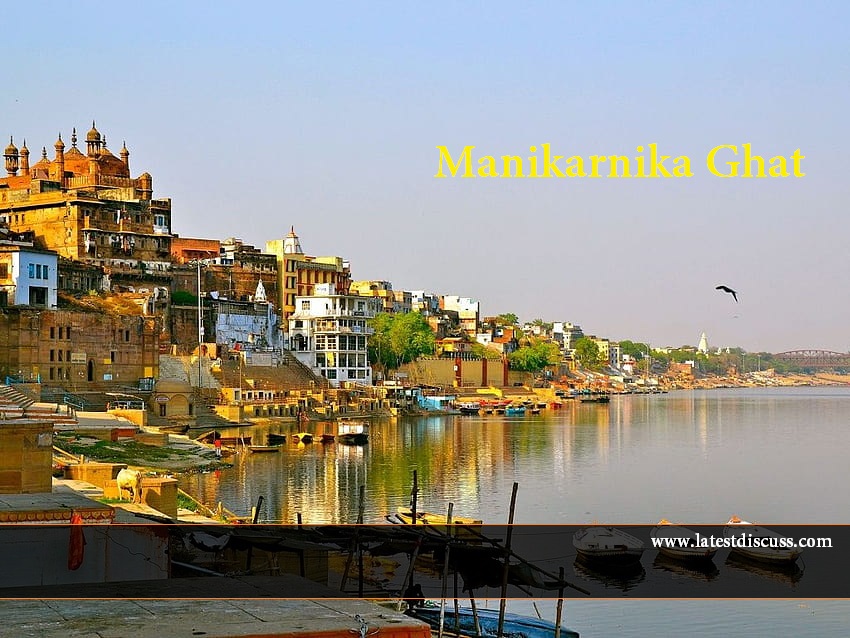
[288,283,379,387]
[0,243,58,308]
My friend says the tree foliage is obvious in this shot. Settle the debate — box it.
[508,339,561,372]
[368,312,435,370]
[496,313,519,326]
[573,337,602,369]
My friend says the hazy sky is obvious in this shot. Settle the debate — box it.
[6,2,848,353]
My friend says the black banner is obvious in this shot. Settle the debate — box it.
[1,524,847,598]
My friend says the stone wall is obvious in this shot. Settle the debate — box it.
[0,420,54,493]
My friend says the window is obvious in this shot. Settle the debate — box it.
[58,327,63,339]
[28,264,35,278]
[301,300,310,311]
[0,264,7,278]
[50,327,55,339]
[326,369,337,379]
[110,351,116,363]
[67,326,71,339]
[49,350,55,362]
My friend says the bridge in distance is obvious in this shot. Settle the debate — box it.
[774,350,850,368]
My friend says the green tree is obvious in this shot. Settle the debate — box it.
[368,312,435,370]
[573,337,601,369]
[496,313,519,326]
[508,339,561,372]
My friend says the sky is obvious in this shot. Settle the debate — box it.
[5,1,849,353]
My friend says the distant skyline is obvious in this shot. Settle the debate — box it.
[5,2,848,353]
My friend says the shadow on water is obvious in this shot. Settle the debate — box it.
[573,555,646,592]
[724,552,805,586]
[652,553,720,582]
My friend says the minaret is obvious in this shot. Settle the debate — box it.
[697,331,709,355]
[19,139,29,174]
[283,226,303,254]
[51,134,65,184]
[120,140,130,173]
[4,137,19,176]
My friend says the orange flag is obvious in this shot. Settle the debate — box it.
[68,511,86,570]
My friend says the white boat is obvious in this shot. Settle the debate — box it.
[723,516,803,564]
[573,526,644,565]
[337,419,369,444]
[650,519,717,562]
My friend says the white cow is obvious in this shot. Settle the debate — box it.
[116,468,143,504]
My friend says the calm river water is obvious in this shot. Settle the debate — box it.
[180,387,850,636]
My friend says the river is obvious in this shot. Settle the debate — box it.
[180,386,850,636]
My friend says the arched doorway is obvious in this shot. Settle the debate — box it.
[87,359,94,382]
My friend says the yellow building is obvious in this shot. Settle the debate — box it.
[265,227,350,321]
[0,124,172,282]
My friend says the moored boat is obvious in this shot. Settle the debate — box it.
[457,401,481,415]
[337,420,369,444]
[247,445,281,453]
[650,519,717,562]
[573,526,644,565]
[504,405,526,415]
[579,394,610,404]
[408,604,579,638]
[292,432,314,443]
[266,433,287,445]
[723,516,803,564]
[390,507,484,527]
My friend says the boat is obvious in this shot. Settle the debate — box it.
[337,420,369,444]
[723,516,803,564]
[319,433,336,443]
[157,423,190,434]
[650,519,717,562]
[408,604,579,638]
[579,394,610,404]
[266,433,287,445]
[504,405,526,415]
[388,507,484,527]
[457,401,481,415]
[247,445,280,453]
[292,432,313,443]
[572,526,645,565]
[194,430,252,446]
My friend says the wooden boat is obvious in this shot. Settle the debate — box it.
[408,605,579,638]
[391,507,482,528]
[579,394,610,404]
[337,420,369,444]
[157,423,190,434]
[247,445,280,453]
[457,401,481,415]
[504,405,526,415]
[194,430,252,446]
[723,516,803,564]
[573,526,644,565]
[266,433,287,445]
[650,519,716,562]
[319,433,336,443]
[291,432,313,443]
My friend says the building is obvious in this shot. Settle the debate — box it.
[440,295,479,336]
[0,306,159,388]
[287,283,378,387]
[266,227,351,322]
[555,322,584,350]
[0,234,58,308]
[0,124,173,289]
[350,280,413,314]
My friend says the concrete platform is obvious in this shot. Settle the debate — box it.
[0,576,430,638]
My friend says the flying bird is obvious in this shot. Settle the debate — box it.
[716,285,738,302]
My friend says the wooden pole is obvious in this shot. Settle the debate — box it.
[438,503,454,638]
[246,495,264,571]
[357,485,366,524]
[497,482,519,638]
[555,567,565,638]
[469,595,482,637]
[411,470,419,524]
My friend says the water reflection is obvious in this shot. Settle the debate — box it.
[725,552,805,586]
[652,553,720,582]
[179,389,850,527]
[573,556,646,592]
